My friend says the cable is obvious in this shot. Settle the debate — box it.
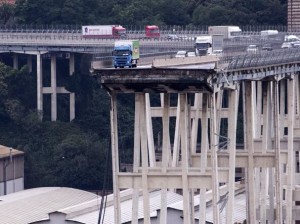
[97,138,111,224]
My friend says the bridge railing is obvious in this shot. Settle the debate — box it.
[226,48,300,70]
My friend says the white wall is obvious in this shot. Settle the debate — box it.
[0,177,24,196]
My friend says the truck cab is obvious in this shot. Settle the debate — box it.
[113,40,139,68]
[195,36,213,56]
[145,25,160,39]
[112,25,127,38]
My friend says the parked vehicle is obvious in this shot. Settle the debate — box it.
[195,35,213,56]
[112,40,139,68]
[175,51,187,58]
[82,25,126,38]
[208,26,242,39]
[246,45,258,53]
[145,25,160,39]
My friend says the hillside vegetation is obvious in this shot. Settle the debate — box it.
[0,0,287,190]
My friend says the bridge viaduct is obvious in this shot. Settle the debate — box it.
[1,30,300,223]
[95,48,300,223]
[0,32,194,121]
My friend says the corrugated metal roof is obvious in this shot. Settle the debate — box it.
[0,145,24,159]
[70,190,183,224]
[200,192,246,223]
[0,187,98,224]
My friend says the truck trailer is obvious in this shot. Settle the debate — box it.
[82,25,126,38]
[208,26,242,39]
[113,40,140,68]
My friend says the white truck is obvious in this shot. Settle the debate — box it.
[208,26,242,39]
[195,35,213,56]
[82,25,126,38]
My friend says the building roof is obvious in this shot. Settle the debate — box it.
[0,185,247,223]
[198,192,246,223]
[69,189,183,224]
[0,187,99,224]
[0,145,24,159]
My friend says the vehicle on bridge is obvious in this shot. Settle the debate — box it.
[82,25,126,38]
[175,50,188,58]
[112,40,140,68]
[145,25,160,39]
[260,30,278,39]
[195,35,213,56]
[208,25,242,39]
[246,44,258,53]
[281,35,300,49]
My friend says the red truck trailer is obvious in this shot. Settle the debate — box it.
[145,25,160,39]
[82,25,126,38]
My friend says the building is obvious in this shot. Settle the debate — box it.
[288,0,300,31]
[0,145,24,195]
[0,184,246,224]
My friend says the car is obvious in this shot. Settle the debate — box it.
[175,50,187,58]
[187,52,196,57]
[246,45,258,53]
[293,43,300,48]
[212,49,223,57]
[262,43,273,51]
[281,42,293,49]
[167,34,179,40]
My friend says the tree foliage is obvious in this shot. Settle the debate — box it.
[10,0,287,26]
[0,0,290,191]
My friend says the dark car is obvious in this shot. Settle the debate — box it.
[262,43,273,51]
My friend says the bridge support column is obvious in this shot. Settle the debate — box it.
[273,81,283,223]
[244,81,257,223]
[69,53,75,75]
[27,55,32,73]
[199,93,208,224]
[160,93,170,224]
[260,82,272,223]
[211,91,220,224]
[13,53,18,70]
[37,53,43,120]
[139,93,151,224]
[286,75,295,224]
[226,87,239,224]
[51,55,57,121]
[110,92,121,224]
[69,54,75,121]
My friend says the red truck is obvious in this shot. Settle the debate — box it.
[145,25,160,39]
[82,25,126,38]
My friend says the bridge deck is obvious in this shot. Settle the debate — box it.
[94,68,215,93]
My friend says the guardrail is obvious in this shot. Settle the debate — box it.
[226,48,300,70]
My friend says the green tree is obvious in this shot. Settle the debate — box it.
[0,3,15,25]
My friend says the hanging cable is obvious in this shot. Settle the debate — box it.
[98,137,111,224]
